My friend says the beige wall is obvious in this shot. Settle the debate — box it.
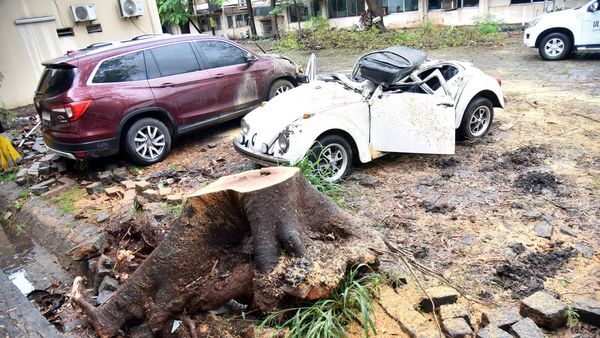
[0,0,162,109]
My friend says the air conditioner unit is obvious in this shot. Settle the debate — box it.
[70,4,97,22]
[441,0,458,10]
[119,0,144,18]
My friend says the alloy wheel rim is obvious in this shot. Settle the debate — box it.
[545,38,564,56]
[275,85,292,95]
[134,126,165,160]
[469,106,491,137]
[317,143,348,182]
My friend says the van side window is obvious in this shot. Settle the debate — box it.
[150,43,201,77]
[196,41,246,69]
[92,51,146,83]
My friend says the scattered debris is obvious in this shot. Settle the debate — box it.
[481,306,522,330]
[477,325,513,338]
[509,318,545,338]
[514,171,560,195]
[520,291,567,329]
[533,220,553,239]
[442,317,473,338]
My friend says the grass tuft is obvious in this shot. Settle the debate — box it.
[260,264,380,338]
[291,150,347,206]
[51,187,83,215]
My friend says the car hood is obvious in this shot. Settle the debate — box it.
[243,80,364,138]
[533,7,578,22]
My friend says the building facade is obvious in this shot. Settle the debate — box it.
[0,0,162,109]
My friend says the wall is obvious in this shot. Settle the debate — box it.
[0,0,162,109]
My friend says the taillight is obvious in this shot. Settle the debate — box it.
[495,77,502,86]
[51,100,92,122]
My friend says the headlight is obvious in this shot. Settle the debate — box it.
[241,119,250,134]
[527,18,541,28]
[278,133,289,153]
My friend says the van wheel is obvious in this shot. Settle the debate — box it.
[309,135,353,183]
[267,79,294,100]
[125,118,171,166]
[539,32,572,61]
[457,96,494,140]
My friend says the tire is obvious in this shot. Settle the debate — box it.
[538,32,572,61]
[124,118,171,166]
[267,79,294,100]
[457,96,494,140]
[309,134,354,183]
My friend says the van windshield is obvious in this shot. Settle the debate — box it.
[36,67,75,98]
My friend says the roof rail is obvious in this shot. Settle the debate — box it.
[82,42,113,50]
[131,33,170,41]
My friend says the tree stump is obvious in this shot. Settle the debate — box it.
[71,167,385,337]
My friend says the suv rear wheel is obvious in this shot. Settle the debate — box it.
[267,79,294,100]
[125,118,171,165]
[539,32,572,61]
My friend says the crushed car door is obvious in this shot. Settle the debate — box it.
[369,91,455,155]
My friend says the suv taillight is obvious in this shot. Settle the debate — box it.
[51,100,92,122]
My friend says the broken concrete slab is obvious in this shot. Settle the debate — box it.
[439,303,471,325]
[96,211,109,223]
[378,286,438,338]
[442,317,473,338]
[481,306,522,330]
[68,233,108,261]
[509,318,545,338]
[166,194,184,205]
[121,180,136,190]
[30,178,56,195]
[105,186,123,198]
[158,186,172,196]
[98,275,119,294]
[520,291,566,329]
[533,220,553,239]
[419,286,460,312]
[86,182,103,195]
[477,325,512,338]
[135,181,151,193]
[142,189,160,202]
[144,203,169,222]
[111,167,128,181]
[558,226,578,237]
[572,297,600,328]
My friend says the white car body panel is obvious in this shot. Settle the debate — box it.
[523,0,600,48]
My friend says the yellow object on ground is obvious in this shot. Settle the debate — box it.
[0,134,21,170]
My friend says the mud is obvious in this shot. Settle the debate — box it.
[514,171,561,195]
[494,145,549,170]
[494,244,578,298]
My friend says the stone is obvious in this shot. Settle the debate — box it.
[378,286,439,338]
[533,220,553,239]
[572,297,600,327]
[96,290,115,305]
[145,203,169,222]
[16,168,27,180]
[98,170,112,184]
[439,304,471,325]
[477,325,512,338]
[358,176,381,187]
[121,180,136,190]
[68,233,108,261]
[166,194,183,205]
[419,286,460,312]
[508,242,526,255]
[481,306,522,330]
[142,189,160,202]
[510,318,545,338]
[207,142,217,148]
[98,275,119,294]
[111,167,128,181]
[86,182,103,195]
[559,226,578,237]
[520,291,567,329]
[134,195,148,209]
[574,243,595,258]
[460,233,476,245]
[30,178,56,195]
[158,186,172,196]
[442,317,473,338]
[96,211,109,223]
[38,163,50,175]
[135,180,151,193]
[105,186,123,198]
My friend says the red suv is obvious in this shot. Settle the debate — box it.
[34,35,300,165]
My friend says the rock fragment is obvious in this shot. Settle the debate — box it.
[442,317,473,338]
[439,303,471,325]
[477,325,512,338]
[419,286,459,312]
[520,291,566,329]
[481,306,522,330]
[572,297,600,327]
[86,182,103,195]
[533,220,553,239]
[510,318,545,338]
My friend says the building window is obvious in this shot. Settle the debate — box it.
[289,0,321,22]
[213,16,222,30]
[328,0,365,18]
[235,13,249,27]
[254,6,271,16]
[227,15,234,28]
[429,0,479,10]
[380,0,418,13]
[510,0,543,4]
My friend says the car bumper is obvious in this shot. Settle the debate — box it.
[523,28,536,47]
[233,138,289,166]
[44,134,119,160]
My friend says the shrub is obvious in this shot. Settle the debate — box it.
[473,14,503,34]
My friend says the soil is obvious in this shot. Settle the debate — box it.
[4,33,600,337]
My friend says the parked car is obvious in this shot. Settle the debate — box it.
[523,0,600,60]
[34,34,301,165]
[234,47,505,182]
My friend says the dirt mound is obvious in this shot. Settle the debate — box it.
[514,171,560,195]
[491,145,549,170]
[494,245,577,298]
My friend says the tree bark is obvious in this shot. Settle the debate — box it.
[365,0,387,31]
[270,0,280,39]
[246,0,257,37]
[71,167,385,337]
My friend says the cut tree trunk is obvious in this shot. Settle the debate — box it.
[71,167,385,337]
[365,0,387,31]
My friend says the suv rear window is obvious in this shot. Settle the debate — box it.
[36,67,75,97]
[92,51,146,83]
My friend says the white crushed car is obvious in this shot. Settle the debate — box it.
[234,47,505,182]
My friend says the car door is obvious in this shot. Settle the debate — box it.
[193,40,267,120]
[369,91,455,155]
[581,1,600,45]
[145,42,222,130]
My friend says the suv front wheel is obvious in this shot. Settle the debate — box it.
[539,32,572,61]
[125,118,171,165]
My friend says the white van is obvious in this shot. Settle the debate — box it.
[523,0,600,60]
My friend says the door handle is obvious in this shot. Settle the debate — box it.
[437,102,454,107]
[158,82,175,88]
[214,73,225,79]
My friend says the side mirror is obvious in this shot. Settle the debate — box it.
[245,52,258,65]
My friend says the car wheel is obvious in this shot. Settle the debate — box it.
[539,32,572,61]
[310,135,353,183]
[125,118,171,166]
[267,79,294,100]
[457,96,494,140]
